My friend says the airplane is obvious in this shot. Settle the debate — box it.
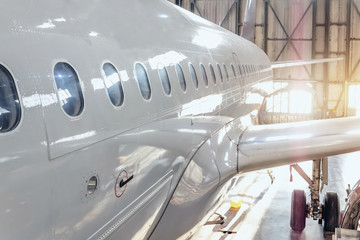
[0,0,359,239]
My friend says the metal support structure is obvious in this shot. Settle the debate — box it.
[309,159,322,220]
[190,0,204,17]
[349,0,360,81]
[346,0,351,83]
[311,0,317,79]
[264,0,269,54]
[175,0,183,6]
[266,0,313,77]
[322,0,330,118]
[220,0,237,28]
[235,0,241,35]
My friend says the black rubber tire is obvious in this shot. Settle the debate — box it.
[290,189,307,231]
[323,192,340,232]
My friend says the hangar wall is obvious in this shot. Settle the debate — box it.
[169,0,360,118]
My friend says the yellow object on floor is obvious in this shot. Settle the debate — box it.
[230,198,243,209]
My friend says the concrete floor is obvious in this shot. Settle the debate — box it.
[190,151,360,240]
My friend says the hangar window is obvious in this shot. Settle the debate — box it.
[0,65,21,132]
[101,63,124,107]
[209,64,216,84]
[54,62,84,117]
[217,63,223,83]
[158,64,171,96]
[189,63,198,89]
[175,64,186,92]
[231,64,236,78]
[135,63,151,100]
[223,64,229,81]
[200,64,208,87]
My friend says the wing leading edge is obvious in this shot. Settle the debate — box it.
[238,117,360,172]
[271,58,343,69]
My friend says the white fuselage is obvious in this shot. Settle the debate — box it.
[0,0,273,239]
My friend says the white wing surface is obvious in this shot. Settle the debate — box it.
[238,117,360,172]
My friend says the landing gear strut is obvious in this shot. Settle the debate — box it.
[289,158,340,233]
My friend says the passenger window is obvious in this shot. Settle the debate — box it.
[231,64,236,78]
[217,63,223,82]
[0,65,21,132]
[158,64,171,95]
[54,62,84,117]
[238,64,243,76]
[135,63,151,100]
[189,63,198,89]
[175,64,186,92]
[223,64,229,81]
[200,64,208,87]
[241,65,246,76]
[102,63,124,107]
[209,64,216,84]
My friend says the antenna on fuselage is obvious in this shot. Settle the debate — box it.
[241,0,257,43]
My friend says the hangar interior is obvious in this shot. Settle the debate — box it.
[167,1,360,239]
[170,0,360,123]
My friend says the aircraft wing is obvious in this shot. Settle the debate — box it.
[272,58,343,69]
[238,117,360,172]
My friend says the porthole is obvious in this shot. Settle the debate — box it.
[135,63,151,100]
[217,64,223,82]
[101,63,124,107]
[231,64,236,78]
[158,64,171,95]
[200,64,208,87]
[189,63,198,89]
[223,64,229,81]
[209,64,216,84]
[238,64,243,76]
[0,65,21,132]
[175,64,186,92]
[241,65,246,76]
[53,62,84,117]
[245,65,249,76]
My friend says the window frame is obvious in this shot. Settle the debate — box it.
[188,62,199,89]
[0,63,22,133]
[223,64,229,81]
[100,61,125,108]
[231,64,236,78]
[217,63,223,83]
[209,63,216,85]
[52,60,85,118]
[134,62,152,101]
[175,63,187,93]
[158,63,172,96]
[200,63,209,87]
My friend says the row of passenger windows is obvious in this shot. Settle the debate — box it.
[0,61,267,132]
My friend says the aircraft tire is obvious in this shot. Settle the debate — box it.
[323,192,339,232]
[290,189,306,231]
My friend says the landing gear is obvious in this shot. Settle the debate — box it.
[289,158,339,233]
[323,192,340,232]
[290,190,307,231]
